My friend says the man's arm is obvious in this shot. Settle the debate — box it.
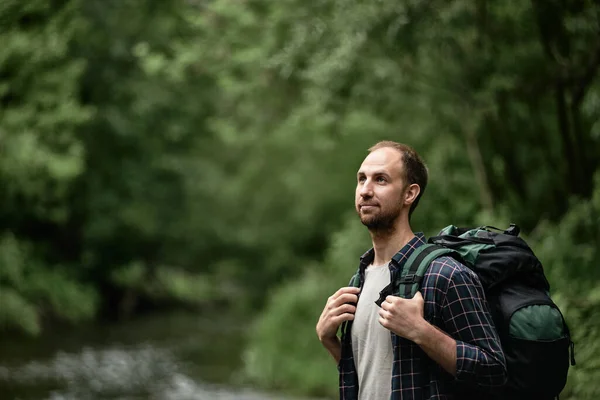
[320,336,342,364]
[414,319,457,375]
[379,258,507,387]
[438,259,507,387]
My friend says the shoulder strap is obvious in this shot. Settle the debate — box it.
[340,268,362,339]
[395,244,459,298]
[348,268,361,288]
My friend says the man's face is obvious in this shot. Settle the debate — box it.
[355,147,407,231]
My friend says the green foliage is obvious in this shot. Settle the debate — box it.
[0,287,40,335]
[530,171,600,400]
[0,234,97,335]
[243,217,369,398]
[110,261,215,305]
[1,0,600,398]
[0,0,91,222]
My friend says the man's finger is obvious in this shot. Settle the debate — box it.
[332,313,355,325]
[385,295,402,304]
[331,303,356,316]
[380,300,391,311]
[332,293,359,307]
[333,286,361,299]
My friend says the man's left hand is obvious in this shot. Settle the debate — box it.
[378,291,427,342]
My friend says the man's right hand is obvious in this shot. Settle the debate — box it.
[316,286,360,343]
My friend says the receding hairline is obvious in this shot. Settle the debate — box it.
[366,141,413,178]
[366,140,429,184]
[368,140,415,156]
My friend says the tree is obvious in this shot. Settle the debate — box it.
[0,0,96,334]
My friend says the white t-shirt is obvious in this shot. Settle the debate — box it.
[351,263,393,400]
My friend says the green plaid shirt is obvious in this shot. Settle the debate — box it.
[338,233,507,400]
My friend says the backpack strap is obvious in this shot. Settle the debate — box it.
[395,244,460,298]
[348,268,361,288]
[340,268,362,339]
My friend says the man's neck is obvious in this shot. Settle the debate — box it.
[369,224,415,266]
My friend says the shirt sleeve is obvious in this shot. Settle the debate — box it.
[436,258,508,388]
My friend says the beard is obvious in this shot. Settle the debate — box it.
[358,205,402,234]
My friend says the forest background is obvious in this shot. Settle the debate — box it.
[1,1,599,399]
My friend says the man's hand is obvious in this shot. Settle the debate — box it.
[316,286,360,342]
[379,291,458,375]
[316,286,360,363]
[378,291,427,342]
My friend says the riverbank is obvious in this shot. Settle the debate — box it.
[0,311,326,400]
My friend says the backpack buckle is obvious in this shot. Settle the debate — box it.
[399,274,420,284]
[504,223,520,236]
[375,283,393,307]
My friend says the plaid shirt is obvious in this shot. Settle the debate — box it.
[338,233,507,400]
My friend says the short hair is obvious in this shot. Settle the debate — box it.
[368,141,428,218]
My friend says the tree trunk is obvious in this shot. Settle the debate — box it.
[464,113,494,212]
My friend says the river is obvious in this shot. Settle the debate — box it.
[0,311,322,400]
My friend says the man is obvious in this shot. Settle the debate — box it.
[316,141,507,399]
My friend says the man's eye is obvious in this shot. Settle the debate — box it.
[376,177,386,183]
[358,176,366,183]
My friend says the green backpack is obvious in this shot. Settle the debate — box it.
[384,224,576,399]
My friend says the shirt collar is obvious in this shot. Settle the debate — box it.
[359,232,426,271]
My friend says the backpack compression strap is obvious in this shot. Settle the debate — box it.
[395,244,459,298]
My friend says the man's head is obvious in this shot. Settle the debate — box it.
[355,141,428,232]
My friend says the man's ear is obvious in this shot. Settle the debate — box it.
[403,183,421,207]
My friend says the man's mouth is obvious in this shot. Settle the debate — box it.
[360,204,378,210]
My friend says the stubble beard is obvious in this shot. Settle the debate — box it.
[358,207,402,236]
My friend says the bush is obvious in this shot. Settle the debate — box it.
[242,217,369,398]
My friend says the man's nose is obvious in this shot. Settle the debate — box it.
[359,181,373,198]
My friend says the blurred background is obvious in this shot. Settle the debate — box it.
[0,0,599,399]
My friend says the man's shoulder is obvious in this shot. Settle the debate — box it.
[424,255,479,286]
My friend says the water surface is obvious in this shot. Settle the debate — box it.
[0,312,314,400]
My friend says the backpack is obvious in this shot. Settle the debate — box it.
[388,224,576,399]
